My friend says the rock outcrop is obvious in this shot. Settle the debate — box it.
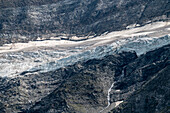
[111,65,170,113]
[110,44,170,113]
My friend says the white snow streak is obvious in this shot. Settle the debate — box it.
[107,83,114,108]
[115,101,123,107]
[100,83,115,112]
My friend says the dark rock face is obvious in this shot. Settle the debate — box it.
[18,45,169,113]
[109,44,170,113]
[25,52,137,113]
[0,0,169,45]
[0,51,138,113]
[111,66,170,113]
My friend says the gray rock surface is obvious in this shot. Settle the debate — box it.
[110,44,170,113]
[0,0,170,45]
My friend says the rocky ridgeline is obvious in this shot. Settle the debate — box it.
[0,0,170,45]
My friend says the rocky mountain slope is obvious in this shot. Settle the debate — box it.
[0,0,170,45]
[0,44,169,113]
[24,44,169,113]
[0,0,170,113]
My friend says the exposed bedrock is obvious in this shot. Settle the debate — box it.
[0,0,170,45]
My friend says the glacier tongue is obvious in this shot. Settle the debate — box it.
[0,21,170,78]
[0,35,169,78]
[31,35,170,72]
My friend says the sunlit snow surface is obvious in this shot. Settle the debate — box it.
[0,21,170,77]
